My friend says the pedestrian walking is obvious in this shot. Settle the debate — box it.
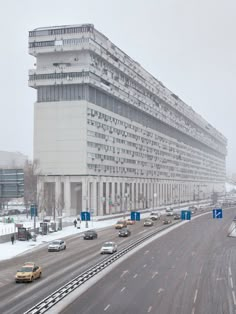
[73,219,77,227]
[11,234,15,245]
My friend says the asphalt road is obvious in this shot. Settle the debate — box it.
[61,208,236,314]
[0,214,170,314]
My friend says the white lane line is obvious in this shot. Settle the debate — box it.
[168,250,172,256]
[229,266,232,277]
[199,265,203,274]
[144,250,149,255]
[133,274,138,278]
[120,270,129,278]
[191,307,195,314]
[147,306,152,312]
[232,291,236,305]
[193,289,198,304]
[143,264,147,268]
[120,286,126,292]
[184,272,188,280]
[104,304,110,311]
[157,288,164,294]
[152,272,158,279]
[138,230,147,235]
[230,277,234,289]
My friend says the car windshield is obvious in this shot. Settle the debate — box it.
[103,243,113,247]
[117,221,124,224]
[51,241,60,245]
[19,266,33,272]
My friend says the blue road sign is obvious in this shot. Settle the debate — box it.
[81,211,91,221]
[181,210,191,220]
[131,211,140,221]
[213,208,223,219]
[30,205,38,217]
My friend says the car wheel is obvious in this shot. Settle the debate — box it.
[64,246,66,250]
[30,276,34,283]
[38,272,41,278]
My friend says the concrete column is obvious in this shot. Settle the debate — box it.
[117,180,121,212]
[81,177,87,213]
[90,180,96,216]
[105,181,110,215]
[64,177,71,216]
[99,180,104,216]
[55,177,62,218]
[132,182,135,211]
[111,181,115,214]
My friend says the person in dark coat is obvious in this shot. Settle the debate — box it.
[73,219,77,227]
[11,234,15,245]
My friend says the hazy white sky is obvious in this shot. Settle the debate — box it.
[0,0,235,173]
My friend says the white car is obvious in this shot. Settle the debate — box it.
[100,242,117,254]
[48,239,66,252]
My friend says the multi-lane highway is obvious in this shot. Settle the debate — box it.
[60,208,236,314]
[0,207,234,314]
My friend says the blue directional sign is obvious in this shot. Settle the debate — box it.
[181,210,191,220]
[81,211,90,221]
[131,211,140,221]
[213,208,223,219]
[30,205,38,218]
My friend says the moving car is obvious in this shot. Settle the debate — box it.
[115,220,127,229]
[118,228,131,237]
[163,219,172,225]
[173,214,181,220]
[83,229,98,239]
[48,239,66,252]
[15,262,42,283]
[126,219,135,225]
[144,219,154,226]
[166,212,174,216]
[100,242,118,254]
[150,212,160,220]
[166,207,173,212]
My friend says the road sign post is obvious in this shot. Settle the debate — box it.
[131,211,140,221]
[181,210,191,220]
[213,208,223,219]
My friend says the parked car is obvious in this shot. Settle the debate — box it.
[48,239,66,252]
[100,242,117,254]
[119,228,131,237]
[115,220,127,229]
[15,262,42,283]
[144,219,154,226]
[83,229,98,240]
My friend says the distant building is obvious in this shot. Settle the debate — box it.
[0,151,27,169]
[29,24,227,217]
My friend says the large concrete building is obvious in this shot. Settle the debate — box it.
[28,24,227,216]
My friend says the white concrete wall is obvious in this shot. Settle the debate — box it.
[34,100,87,175]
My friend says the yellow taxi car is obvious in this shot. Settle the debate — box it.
[115,220,127,229]
[15,262,42,283]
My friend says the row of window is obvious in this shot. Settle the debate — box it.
[29,25,93,37]
[29,38,90,48]
[30,71,89,81]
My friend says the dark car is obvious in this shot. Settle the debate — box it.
[173,214,181,220]
[118,228,131,237]
[83,230,98,240]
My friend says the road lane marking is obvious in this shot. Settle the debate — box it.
[194,289,198,303]
[138,230,147,235]
[120,286,126,292]
[191,307,195,314]
[133,274,138,278]
[157,288,164,293]
[120,270,129,278]
[144,250,149,255]
[104,304,110,311]
[184,272,188,280]
[168,250,172,256]
[152,272,158,279]
[230,277,234,289]
[147,306,152,312]
[199,265,203,274]
[232,291,236,305]
[143,264,147,268]
[229,266,232,277]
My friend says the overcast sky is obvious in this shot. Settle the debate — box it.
[0,0,235,173]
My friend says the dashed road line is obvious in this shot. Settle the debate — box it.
[184,272,188,280]
[144,250,149,255]
[138,230,147,235]
[199,265,203,274]
[152,272,158,279]
[229,266,232,277]
[143,264,147,268]
[147,306,152,312]
[230,277,234,289]
[193,289,198,304]
[232,291,236,305]
[133,274,138,278]
[104,304,110,311]
[191,307,195,314]
[120,286,126,292]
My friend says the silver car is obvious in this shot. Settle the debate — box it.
[48,239,66,252]
[100,242,117,254]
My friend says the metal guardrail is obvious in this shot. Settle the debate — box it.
[23,223,176,314]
